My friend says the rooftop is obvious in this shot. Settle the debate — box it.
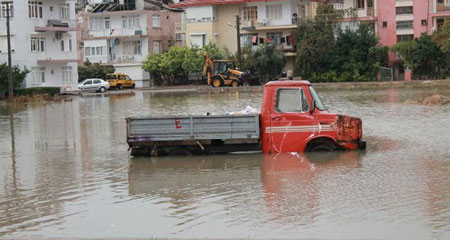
[171,0,323,8]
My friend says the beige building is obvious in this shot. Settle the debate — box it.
[171,0,320,77]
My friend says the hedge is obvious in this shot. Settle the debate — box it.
[14,87,60,96]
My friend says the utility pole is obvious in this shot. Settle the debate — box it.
[6,2,13,98]
[236,15,242,70]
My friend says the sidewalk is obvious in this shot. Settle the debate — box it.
[66,79,450,96]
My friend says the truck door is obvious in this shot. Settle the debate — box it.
[268,87,316,153]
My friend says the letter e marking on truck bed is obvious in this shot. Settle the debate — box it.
[175,118,182,129]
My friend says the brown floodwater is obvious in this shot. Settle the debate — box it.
[0,87,450,239]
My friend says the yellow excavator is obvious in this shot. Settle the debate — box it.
[203,53,246,87]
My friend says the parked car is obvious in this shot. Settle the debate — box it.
[105,73,135,90]
[78,78,110,93]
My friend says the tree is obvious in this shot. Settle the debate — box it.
[333,24,388,81]
[0,63,29,93]
[253,44,286,82]
[413,33,445,77]
[78,60,114,82]
[393,33,445,78]
[295,4,341,79]
[143,44,224,86]
[295,3,388,82]
[432,19,450,54]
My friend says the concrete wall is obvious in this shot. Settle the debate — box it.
[377,0,397,47]
[414,0,430,37]
[114,64,150,88]
[216,5,240,52]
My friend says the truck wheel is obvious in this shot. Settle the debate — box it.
[117,84,123,90]
[131,147,150,156]
[309,143,335,152]
[212,77,222,88]
[131,84,135,89]
[231,81,239,87]
[168,149,193,156]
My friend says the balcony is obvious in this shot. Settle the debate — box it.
[436,3,450,13]
[35,19,77,32]
[83,28,147,39]
[36,52,77,64]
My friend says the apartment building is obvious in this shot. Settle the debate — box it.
[330,0,377,31]
[171,0,320,77]
[78,0,182,87]
[0,0,79,90]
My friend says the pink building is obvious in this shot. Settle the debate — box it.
[334,0,449,79]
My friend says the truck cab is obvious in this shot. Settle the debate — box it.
[260,81,365,153]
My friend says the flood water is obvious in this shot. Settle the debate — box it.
[1,86,450,239]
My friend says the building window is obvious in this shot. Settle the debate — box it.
[123,40,141,55]
[153,40,161,54]
[85,46,106,56]
[190,34,206,48]
[31,67,45,84]
[0,1,13,18]
[382,21,387,28]
[69,39,72,51]
[95,46,101,55]
[355,0,365,9]
[122,15,140,29]
[0,35,15,53]
[62,66,72,84]
[59,3,69,20]
[396,20,413,29]
[421,19,428,26]
[267,32,282,46]
[240,34,253,47]
[397,34,414,43]
[152,15,160,27]
[28,1,43,19]
[266,5,282,20]
[31,37,45,52]
[242,6,257,21]
[61,40,65,51]
[396,6,413,15]
[104,17,110,29]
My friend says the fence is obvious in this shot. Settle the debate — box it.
[379,67,393,81]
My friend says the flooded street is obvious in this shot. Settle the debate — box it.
[1,86,450,239]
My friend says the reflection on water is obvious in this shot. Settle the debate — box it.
[0,88,450,239]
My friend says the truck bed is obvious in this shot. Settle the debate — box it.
[126,114,260,155]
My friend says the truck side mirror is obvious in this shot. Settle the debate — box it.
[310,100,315,114]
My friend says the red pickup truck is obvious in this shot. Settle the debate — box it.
[127,80,366,156]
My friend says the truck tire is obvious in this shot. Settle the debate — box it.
[131,84,135,89]
[117,84,123,90]
[231,80,239,87]
[131,147,150,156]
[310,144,334,152]
[212,76,223,88]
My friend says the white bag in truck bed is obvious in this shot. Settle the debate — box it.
[127,114,260,142]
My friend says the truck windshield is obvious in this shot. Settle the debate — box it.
[309,86,326,111]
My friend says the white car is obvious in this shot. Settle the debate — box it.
[78,78,110,93]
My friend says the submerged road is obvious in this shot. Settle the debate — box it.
[0,82,450,239]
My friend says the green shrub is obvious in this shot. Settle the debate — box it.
[14,87,60,96]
